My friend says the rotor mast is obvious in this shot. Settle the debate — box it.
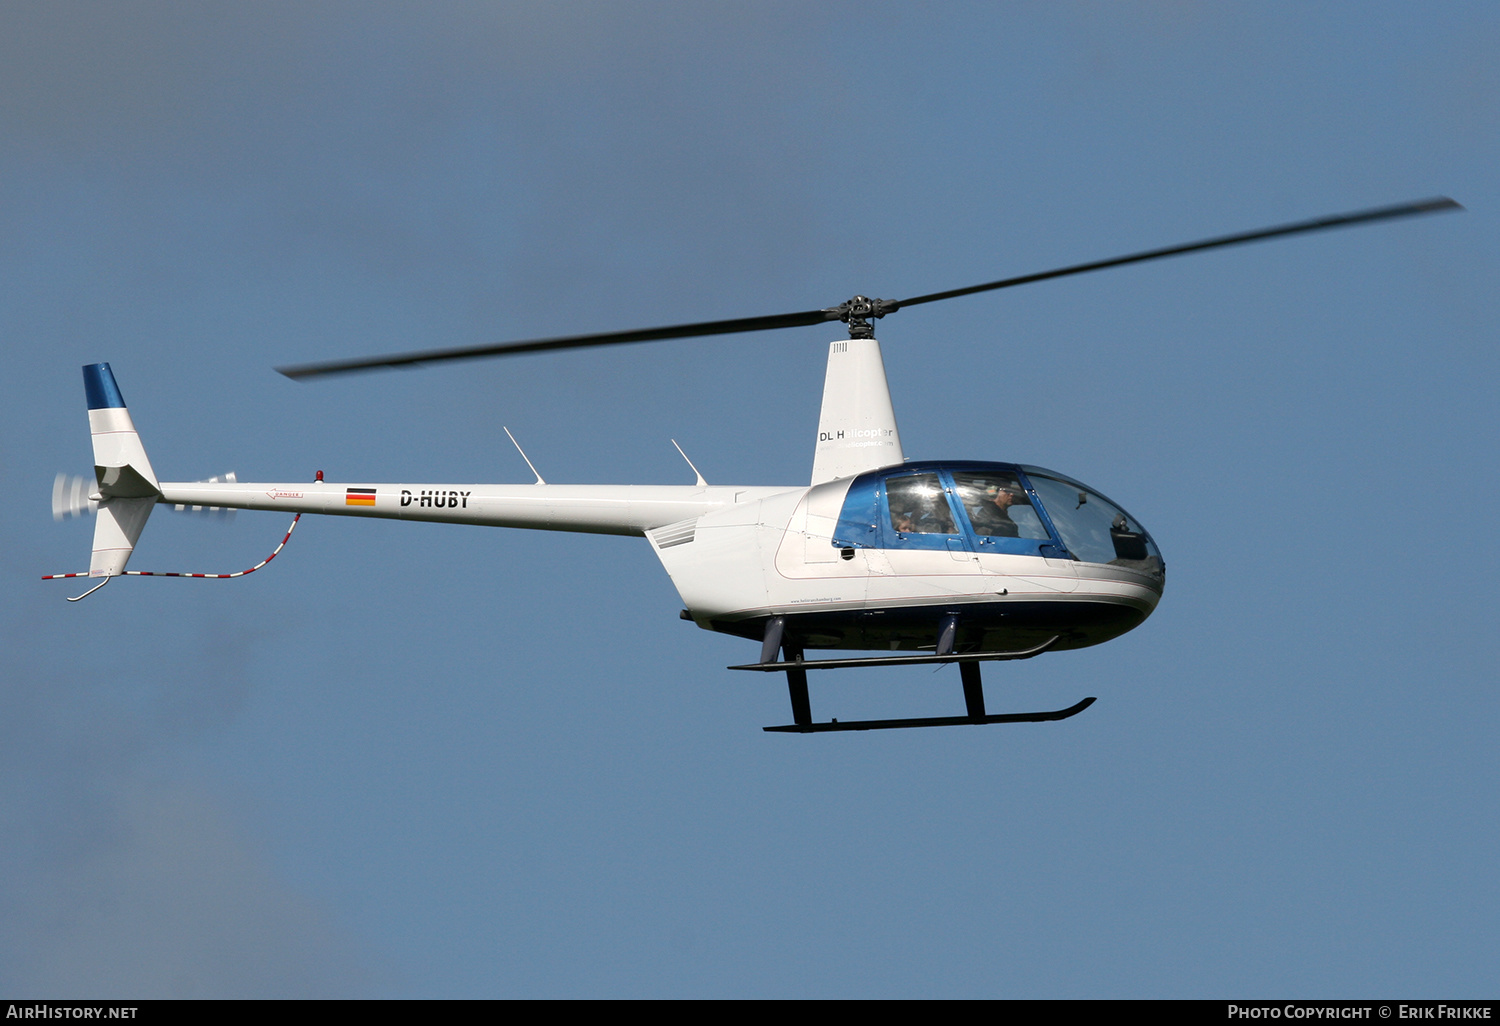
[810,296,905,485]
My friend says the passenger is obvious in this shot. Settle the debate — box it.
[894,505,946,533]
[887,474,955,534]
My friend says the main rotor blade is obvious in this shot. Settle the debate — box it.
[278,196,1460,380]
[277,306,842,379]
[893,197,1462,310]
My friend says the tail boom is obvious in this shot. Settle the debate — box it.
[156,481,789,536]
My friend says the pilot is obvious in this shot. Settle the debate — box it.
[969,482,1025,537]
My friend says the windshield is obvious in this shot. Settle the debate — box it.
[1022,468,1163,578]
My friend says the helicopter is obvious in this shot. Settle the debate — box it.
[47,197,1461,733]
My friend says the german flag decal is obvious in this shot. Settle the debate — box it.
[345,487,377,507]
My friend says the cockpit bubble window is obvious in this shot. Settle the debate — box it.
[832,462,1161,571]
[885,474,955,535]
[952,472,1050,541]
[1023,469,1163,578]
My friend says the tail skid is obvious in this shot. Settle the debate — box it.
[64,576,112,602]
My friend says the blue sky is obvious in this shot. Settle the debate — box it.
[2,2,1496,998]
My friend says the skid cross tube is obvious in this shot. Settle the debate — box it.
[739,630,1092,733]
[727,635,1060,673]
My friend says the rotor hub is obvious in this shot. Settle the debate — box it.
[834,295,899,339]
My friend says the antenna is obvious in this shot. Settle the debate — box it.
[670,439,708,487]
[503,427,546,485]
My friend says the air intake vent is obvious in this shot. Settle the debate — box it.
[649,518,698,549]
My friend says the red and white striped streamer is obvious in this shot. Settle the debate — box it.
[43,513,302,582]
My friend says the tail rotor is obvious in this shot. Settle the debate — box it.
[51,473,98,521]
[53,470,239,521]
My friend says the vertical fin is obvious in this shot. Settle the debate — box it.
[82,364,160,576]
[89,497,157,578]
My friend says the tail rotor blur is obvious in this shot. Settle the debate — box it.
[51,473,98,521]
[169,472,238,521]
[52,471,238,521]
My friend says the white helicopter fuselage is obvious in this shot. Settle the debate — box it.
[74,335,1163,659]
[158,462,1161,655]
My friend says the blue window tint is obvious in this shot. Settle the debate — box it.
[832,472,882,548]
[949,471,1053,556]
[831,460,1164,569]
[877,472,963,550]
[884,474,954,533]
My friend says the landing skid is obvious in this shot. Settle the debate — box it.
[763,697,1095,733]
[741,618,1094,734]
